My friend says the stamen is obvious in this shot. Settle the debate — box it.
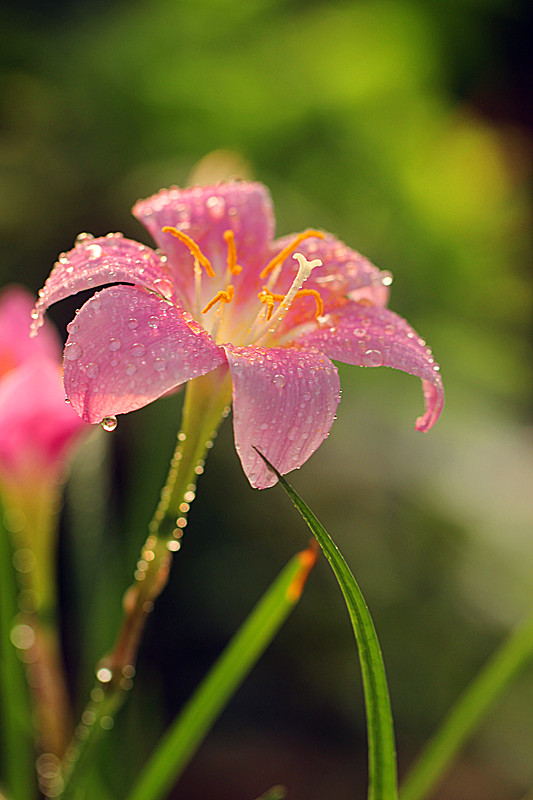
[259,287,324,321]
[257,288,276,321]
[281,289,324,319]
[202,285,234,314]
[250,252,322,345]
[162,227,215,278]
[260,230,325,279]
[223,230,242,275]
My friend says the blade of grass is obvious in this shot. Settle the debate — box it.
[0,497,36,800]
[400,610,533,800]
[125,541,318,800]
[256,451,398,800]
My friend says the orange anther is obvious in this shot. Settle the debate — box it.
[260,230,325,279]
[257,288,276,320]
[292,288,324,318]
[202,285,234,314]
[162,226,215,278]
[258,286,324,320]
[223,230,242,275]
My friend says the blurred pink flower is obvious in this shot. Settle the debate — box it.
[0,286,88,489]
[32,182,443,488]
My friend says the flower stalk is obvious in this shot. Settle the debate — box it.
[59,366,232,796]
[3,481,73,761]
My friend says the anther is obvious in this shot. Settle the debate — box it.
[162,227,215,277]
[202,285,234,314]
[260,230,325,279]
[258,287,324,320]
[223,230,242,275]
[258,288,276,321]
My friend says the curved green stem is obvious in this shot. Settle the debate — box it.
[58,367,232,798]
[400,610,533,800]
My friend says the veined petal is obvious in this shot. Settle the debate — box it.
[31,235,173,334]
[224,345,340,489]
[294,304,444,431]
[0,286,61,377]
[133,182,275,307]
[271,232,391,335]
[64,286,226,423]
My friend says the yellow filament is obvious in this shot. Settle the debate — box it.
[162,226,215,278]
[202,285,234,314]
[223,230,242,275]
[259,286,324,320]
[260,230,325,279]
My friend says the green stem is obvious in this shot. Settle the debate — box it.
[400,611,533,800]
[58,367,232,798]
[1,477,73,797]
[0,495,36,800]
[126,542,318,800]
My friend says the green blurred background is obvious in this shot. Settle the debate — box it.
[1,0,532,798]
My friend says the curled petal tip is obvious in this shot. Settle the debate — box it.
[414,379,444,432]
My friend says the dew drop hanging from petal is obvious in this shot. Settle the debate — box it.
[101,416,118,432]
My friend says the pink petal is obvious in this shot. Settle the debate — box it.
[0,285,61,377]
[132,182,274,307]
[31,234,173,334]
[270,233,391,336]
[64,285,226,423]
[294,304,444,431]
[0,356,87,483]
[224,345,340,489]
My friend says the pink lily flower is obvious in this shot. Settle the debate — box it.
[31,182,443,489]
[0,286,88,490]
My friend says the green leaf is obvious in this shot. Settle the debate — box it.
[400,611,533,800]
[125,544,317,800]
[0,497,36,800]
[256,451,398,800]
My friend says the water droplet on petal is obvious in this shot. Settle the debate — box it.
[85,362,99,379]
[125,363,137,376]
[153,358,166,372]
[64,342,82,361]
[101,416,118,432]
[108,338,121,351]
[66,320,79,334]
[127,318,138,330]
[148,316,159,329]
[87,244,103,259]
[76,232,94,244]
[205,195,226,220]
[272,373,286,388]
[131,343,145,357]
[362,349,384,367]
[381,270,393,286]
[153,279,174,299]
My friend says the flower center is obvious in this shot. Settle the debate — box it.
[161,226,325,345]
